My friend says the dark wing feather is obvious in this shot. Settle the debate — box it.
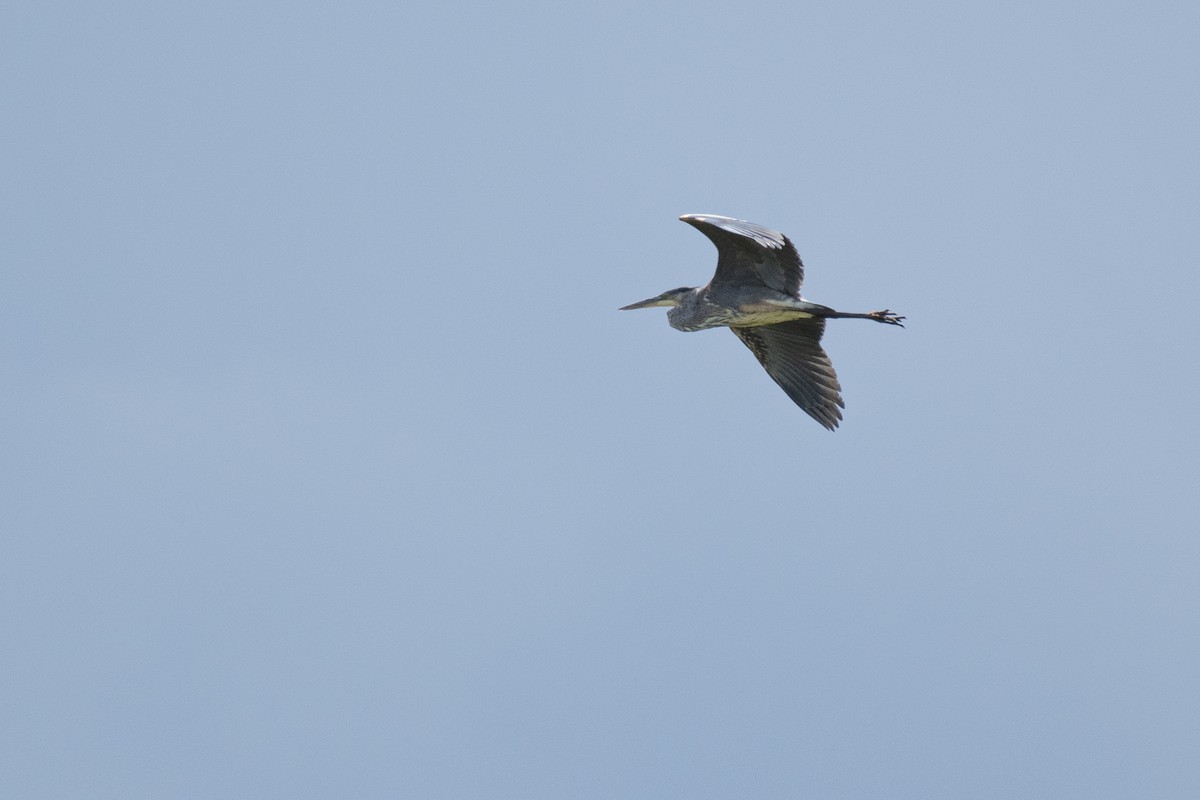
[681,214,804,297]
[731,320,844,429]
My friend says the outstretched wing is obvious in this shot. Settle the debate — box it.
[680,214,804,297]
[731,319,844,429]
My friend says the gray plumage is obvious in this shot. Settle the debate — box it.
[620,214,904,429]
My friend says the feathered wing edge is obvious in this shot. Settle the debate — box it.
[730,319,844,429]
[681,215,804,297]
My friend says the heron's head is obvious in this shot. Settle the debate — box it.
[619,286,693,311]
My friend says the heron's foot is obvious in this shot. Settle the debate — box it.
[869,310,906,327]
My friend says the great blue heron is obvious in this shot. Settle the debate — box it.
[620,214,904,429]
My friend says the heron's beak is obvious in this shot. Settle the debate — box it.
[619,295,669,311]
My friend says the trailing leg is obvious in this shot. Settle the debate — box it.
[825,308,906,327]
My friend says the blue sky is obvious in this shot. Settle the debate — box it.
[4,1,1199,797]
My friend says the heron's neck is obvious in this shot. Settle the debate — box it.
[667,288,725,332]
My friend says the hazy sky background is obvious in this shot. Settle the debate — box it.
[4,1,1199,797]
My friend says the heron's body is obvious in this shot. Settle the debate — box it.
[665,289,822,331]
[620,214,904,429]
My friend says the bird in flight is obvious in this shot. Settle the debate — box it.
[620,214,904,429]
